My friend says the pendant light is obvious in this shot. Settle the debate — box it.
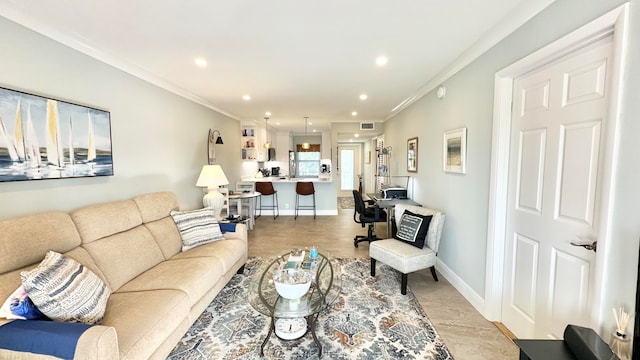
[263,116,272,149]
[302,117,310,150]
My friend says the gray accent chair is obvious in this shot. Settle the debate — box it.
[369,204,445,295]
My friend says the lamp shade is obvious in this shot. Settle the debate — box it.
[196,165,229,188]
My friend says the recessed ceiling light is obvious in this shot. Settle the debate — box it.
[276,122,280,125]
[265,111,271,116]
[194,57,207,67]
[376,55,388,66]
[312,129,317,132]
[351,111,358,116]
[354,133,360,138]
[360,94,368,101]
[242,95,251,101]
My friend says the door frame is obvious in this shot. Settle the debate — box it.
[484,4,629,323]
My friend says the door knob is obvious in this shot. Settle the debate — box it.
[570,241,597,252]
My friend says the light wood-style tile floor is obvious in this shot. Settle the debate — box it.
[248,206,519,359]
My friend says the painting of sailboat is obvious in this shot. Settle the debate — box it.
[0,86,113,182]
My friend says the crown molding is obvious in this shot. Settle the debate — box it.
[385,0,557,120]
[0,5,239,120]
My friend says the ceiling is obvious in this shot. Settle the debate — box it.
[0,0,552,134]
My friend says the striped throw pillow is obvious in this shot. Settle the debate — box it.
[170,207,224,251]
[21,251,111,324]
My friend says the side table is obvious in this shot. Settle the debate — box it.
[228,191,261,230]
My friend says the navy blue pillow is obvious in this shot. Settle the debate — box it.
[393,210,432,248]
[11,296,48,320]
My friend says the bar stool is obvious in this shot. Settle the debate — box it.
[295,181,316,219]
[255,182,279,219]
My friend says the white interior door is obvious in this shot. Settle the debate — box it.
[501,38,612,339]
[337,145,360,197]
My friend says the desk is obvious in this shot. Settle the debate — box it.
[228,191,261,230]
[367,193,421,237]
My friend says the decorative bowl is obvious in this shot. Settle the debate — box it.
[273,269,312,299]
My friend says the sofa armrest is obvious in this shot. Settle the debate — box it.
[74,326,119,360]
[222,223,248,243]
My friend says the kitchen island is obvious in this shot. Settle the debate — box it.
[241,176,338,216]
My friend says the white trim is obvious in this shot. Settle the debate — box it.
[386,0,557,120]
[435,259,485,314]
[485,3,629,327]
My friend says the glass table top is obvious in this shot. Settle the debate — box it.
[248,249,341,319]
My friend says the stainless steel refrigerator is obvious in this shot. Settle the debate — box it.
[289,151,296,178]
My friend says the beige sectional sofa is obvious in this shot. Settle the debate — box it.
[0,191,248,359]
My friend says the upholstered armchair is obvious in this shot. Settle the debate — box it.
[369,204,445,295]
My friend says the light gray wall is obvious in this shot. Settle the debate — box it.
[0,17,243,218]
[385,0,640,332]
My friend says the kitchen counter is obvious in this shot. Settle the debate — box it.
[242,176,332,183]
[241,176,337,216]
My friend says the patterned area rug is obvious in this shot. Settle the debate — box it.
[167,258,454,360]
[338,196,355,209]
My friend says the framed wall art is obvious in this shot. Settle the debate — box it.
[443,128,466,174]
[407,137,418,172]
[0,87,113,182]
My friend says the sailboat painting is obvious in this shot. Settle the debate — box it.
[0,87,113,182]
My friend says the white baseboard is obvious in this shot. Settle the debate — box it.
[435,259,487,318]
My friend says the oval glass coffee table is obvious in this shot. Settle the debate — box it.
[248,249,341,357]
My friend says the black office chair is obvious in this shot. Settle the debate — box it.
[352,190,387,248]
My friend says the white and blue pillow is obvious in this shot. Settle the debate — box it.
[0,286,47,320]
[170,207,224,251]
[20,251,111,324]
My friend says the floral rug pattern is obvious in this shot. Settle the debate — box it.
[167,258,453,360]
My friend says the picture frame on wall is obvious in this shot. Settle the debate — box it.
[0,86,114,182]
[407,137,418,172]
[443,128,467,174]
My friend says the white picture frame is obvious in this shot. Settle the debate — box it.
[443,128,467,174]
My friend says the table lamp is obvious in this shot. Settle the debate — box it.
[196,164,229,218]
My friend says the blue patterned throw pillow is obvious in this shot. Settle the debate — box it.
[171,207,224,251]
[21,251,111,325]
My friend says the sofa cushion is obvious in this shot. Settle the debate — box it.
[21,251,111,324]
[0,212,81,274]
[103,290,189,359]
[71,200,143,244]
[170,208,224,251]
[117,257,224,304]
[171,238,248,273]
[82,226,165,291]
[133,192,180,223]
[394,210,432,249]
[144,217,183,260]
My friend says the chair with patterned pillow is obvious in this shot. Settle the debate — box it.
[369,204,445,295]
